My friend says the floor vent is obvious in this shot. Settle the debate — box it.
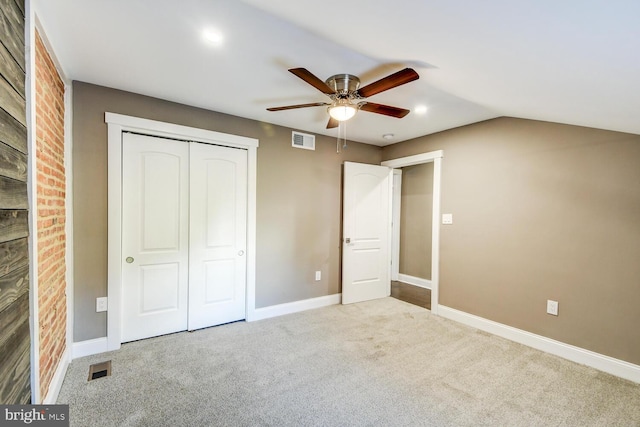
[88,360,112,381]
[292,131,315,150]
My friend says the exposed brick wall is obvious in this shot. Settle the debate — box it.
[35,30,66,399]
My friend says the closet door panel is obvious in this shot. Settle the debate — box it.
[188,142,247,330]
[121,133,189,342]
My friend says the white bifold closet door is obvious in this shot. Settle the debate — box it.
[121,133,246,343]
[188,141,247,330]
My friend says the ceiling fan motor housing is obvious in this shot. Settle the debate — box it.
[326,74,360,98]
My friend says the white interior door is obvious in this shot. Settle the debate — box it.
[342,161,392,304]
[121,133,189,342]
[188,142,247,330]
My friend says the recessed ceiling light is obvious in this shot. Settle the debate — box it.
[415,105,428,115]
[202,28,224,46]
[382,133,395,141]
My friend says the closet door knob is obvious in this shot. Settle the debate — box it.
[125,257,134,264]
[238,250,244,256]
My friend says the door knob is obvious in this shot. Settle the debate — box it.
[345,238,351,244]
[238,250,244,256]
[125,257,134,264]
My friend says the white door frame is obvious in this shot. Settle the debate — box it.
[106,113,258,351]
[390,169,402,281]
[382,150,443,315]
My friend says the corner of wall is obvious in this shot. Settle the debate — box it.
[31,10,73,403]
[26,0,41,404]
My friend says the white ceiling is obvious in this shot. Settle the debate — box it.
[34,0,640,146]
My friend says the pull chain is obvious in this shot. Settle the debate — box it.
[337,120,348,153]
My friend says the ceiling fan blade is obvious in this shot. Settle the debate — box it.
[289,68,336,95]
[356,68,419,98]
[359,102,411,118]
[267,102,329,111]
[326,117,339,129]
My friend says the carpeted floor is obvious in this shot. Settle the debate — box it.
[58,298,640,426]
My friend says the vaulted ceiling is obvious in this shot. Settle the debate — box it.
[34,0,640,146]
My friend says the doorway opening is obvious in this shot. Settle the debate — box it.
[390,163,433,310]
[382,150,443,314]
[391,280,431,309]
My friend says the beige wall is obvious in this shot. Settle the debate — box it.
[382,117,640,365]
[72,84,640,366]
[399,163,433,280]
[72,82,381,341]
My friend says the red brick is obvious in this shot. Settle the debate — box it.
[36,30,67,400]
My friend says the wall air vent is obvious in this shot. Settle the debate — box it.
[291,131,315,151]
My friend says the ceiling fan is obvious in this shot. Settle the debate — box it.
[267,67,420,129]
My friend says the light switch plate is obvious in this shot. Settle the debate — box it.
[315,271,321,281]
[547,300,558,316]
[96,297,108,312]
[442,213,453,225]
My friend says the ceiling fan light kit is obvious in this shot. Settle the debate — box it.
[326,74,359,121]
[267,67,419,129]
[328,102,357,121]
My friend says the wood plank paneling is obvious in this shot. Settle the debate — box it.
[0,141,26,181]
[0,176,27,209]
[0,0,23,44]
[0,106,27,153]
[0,1,25,69]
[0,210,28,243]
[0,78,26,126]
[0,282,28,338]
[0,332,30,404]
[12,0,25,16]
[0,292,31,404]
[0,38,25,97]
[0,237,27,277]
[0,0,29,404]
[0,262,28,313]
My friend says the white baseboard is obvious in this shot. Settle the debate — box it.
[250,293,342,322]
[72,337,109,359]
[398,274,432,289]
[438,305,640,384]
[42,349,69,404]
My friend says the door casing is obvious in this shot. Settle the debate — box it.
[106,113,258,351]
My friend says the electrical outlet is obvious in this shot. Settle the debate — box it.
[315,271,321,281]
[96,297,108,312]
[442,213,453,225]
[546,300,558,316]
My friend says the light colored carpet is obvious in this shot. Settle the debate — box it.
[58,298,640,426]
